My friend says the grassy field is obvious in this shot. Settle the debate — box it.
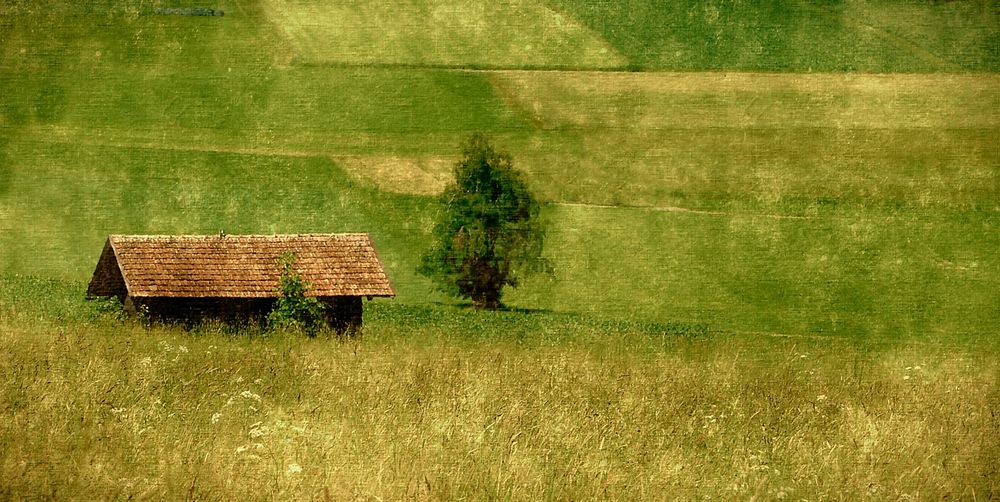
[261,0,625,69]
[1,0,998,498]
[547,0,999,71]
[1,281,997,499]
[487,71,999,209]
[3,142,996,338]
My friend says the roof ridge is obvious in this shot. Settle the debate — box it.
[110,233,371,239]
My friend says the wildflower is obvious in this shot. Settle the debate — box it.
[110,407,126,415]
[211,412,222,424]
[178,345,189,354]
[249,423,270,438]
[287,463,303,474]
[816,394,828,401]
[240,390,261,401]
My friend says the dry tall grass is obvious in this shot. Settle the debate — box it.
[1,312,995,500]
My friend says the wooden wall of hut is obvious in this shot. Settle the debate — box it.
[127,297,274,328]
[123,295,364,332]
[321,296,363,333]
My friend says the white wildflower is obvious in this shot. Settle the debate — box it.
[287,463,302,475]
[110,407,126,415]
[211,412,222,424]
[240,390,261,401]
[253,378,262,384]
[816,394,828,401]
[178,345,189,353]
[249,423,270,438]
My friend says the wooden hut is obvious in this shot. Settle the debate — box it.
[86,233,395,330]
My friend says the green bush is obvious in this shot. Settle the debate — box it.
[267,252,326,337]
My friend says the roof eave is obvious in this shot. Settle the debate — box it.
[363,235,398,297]
[107,236,133,298]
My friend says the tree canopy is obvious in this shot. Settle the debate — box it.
[419,134,549,309]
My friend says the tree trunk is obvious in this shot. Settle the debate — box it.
[472,291,501,310]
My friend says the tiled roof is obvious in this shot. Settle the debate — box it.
[87,234,395,298]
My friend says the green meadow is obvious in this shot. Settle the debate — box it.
[547,0,999,72]
[1,0,998,498]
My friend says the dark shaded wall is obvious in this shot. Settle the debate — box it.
[128,297,274,327]
[320,296,363,332]
[126,295,364,332]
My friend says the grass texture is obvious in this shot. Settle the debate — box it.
[0,281,997,499]
[547,0,999,71]
[262,0,625,69]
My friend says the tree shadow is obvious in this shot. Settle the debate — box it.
[427,300,554,315]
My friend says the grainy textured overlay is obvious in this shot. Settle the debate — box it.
[0,1,997,499]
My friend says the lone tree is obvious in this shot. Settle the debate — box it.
[419,134,549,309]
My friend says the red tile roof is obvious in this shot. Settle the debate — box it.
[87,234,395,298]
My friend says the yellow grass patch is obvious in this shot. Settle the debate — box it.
[485,71,998,208]
[488,71,1000,129]
[335,155,454,195]
[260,0,626,68]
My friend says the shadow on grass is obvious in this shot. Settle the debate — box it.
[433,301,555,316]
